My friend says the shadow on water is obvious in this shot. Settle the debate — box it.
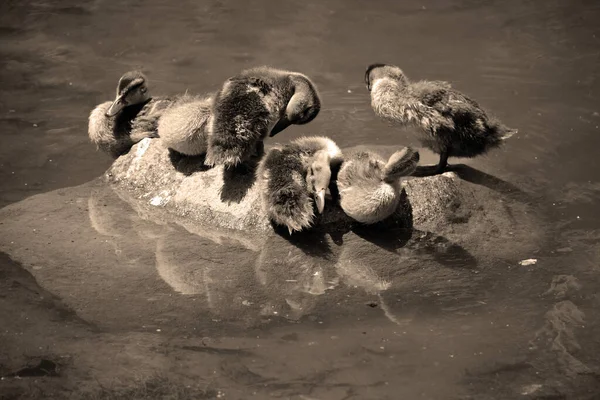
[410,230,479,270]
[350,216,413,252]
[167,149,211,176]
[348,221,478,270]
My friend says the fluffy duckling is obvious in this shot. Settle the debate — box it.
[205,67,321,168]
[337,147,419,224]
[257,136,343,234]
[88,71,171,158]
[157,93,214,156]
[365,64,517,173]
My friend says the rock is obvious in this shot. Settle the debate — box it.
[104,138,543,259]
[107,138,411,233]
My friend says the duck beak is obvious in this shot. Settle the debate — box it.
[105,96,125,117]
[269,116,292,137]
[314,190,326,214]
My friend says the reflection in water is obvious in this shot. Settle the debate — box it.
[88,178,487,327]
[255,231,338,320]
[88,184,166,264]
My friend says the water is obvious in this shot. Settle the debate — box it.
[1,0,599,398]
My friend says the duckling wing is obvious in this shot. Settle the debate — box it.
[410,81,490,130]
[206,79,272,167]
[371,80,453,132]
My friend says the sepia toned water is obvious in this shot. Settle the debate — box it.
[0,0,599,398]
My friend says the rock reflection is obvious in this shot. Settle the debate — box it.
[88,184,165,265]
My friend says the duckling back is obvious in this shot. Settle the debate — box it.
[205,77,273,167]
[337,148,419,225]
[337,152,399,224]
[158,93,214,156]
[257,145,315,233]
[257,136,341,233]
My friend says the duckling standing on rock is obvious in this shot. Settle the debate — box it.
[88,71,171,158]
[365,64,517,173]
[205,67,321,168]
[257,136,343,234]
[337,147,419,224]
[157,93,214,156]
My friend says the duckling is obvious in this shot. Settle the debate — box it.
[337,147,419,224]
[365,64,517,173]
[256,136,343,234]
[88,71,171,158]
[205,67,321,168]
[157,93,214,156]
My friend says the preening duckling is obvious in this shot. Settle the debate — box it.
[337,147,419,224]
[257,136,343,234]
[205,67,321,168]
[157,93,214,156]
[365,64,517,173]
[88,71,170,158]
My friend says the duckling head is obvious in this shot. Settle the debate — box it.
[105,71,151,117]
[364,63,408,92]
[306,150,331,214]
[382,147,420,183]
[269,76,321,137]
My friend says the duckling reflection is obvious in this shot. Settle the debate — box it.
[365,63,517,174]
[153,224,268,326]
[254,230,340,321]
[88,71,171,158]
[206,67,321,168]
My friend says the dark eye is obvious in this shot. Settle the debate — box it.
[140,87,147,94]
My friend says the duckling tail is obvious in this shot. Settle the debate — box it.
[501,127,518,140]
[487,115,517,143]
[382,147,420,183]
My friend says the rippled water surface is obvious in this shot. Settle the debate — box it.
[1,0,600,398]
